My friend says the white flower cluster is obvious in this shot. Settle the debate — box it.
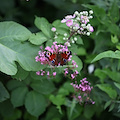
[61,10,94,36]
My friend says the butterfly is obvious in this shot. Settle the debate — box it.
[45,51,72,66]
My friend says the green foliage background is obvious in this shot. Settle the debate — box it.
[0,0,120,120]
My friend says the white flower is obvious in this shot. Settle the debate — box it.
[63,37,66,40]
[88,64,94,74]
[87,32,90,36]
[74,37,77,41]
[64,33,67,36]
[72,39,75,43]
[89,10,93,14]
[65,42,71,46]
[74,11,79,15]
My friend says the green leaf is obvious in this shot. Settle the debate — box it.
[7,80,26,91]
[104,100,112,110]
[11,86,28,107]
[34,16,53,38]
[83,4,106,23]
[92,50,120,63]
[55,27,69,35]
[76,36,83,45]
[58,88,69,96]
[0,82,10,102]
[96,84,117,99]
[0,21,31,41]
[102,69,120,83]
[49,95,65,106]
[70,55,83,72]
[30,79,56,94]
[52,20,68,29]
[94,69,106,83]
[25,91,47,117]
[0,40,45,75]
[109,103,115,112]
[114,82,120,90]
[0,100,14,117]
[29,32,48,45]
[12,65,29,80]
[111,35,118,44]
[63,82,74,93]
[106,23,120,35]
[108,1,119,23]
[84,105,96,119]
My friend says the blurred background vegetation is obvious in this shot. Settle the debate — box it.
[0,0,120,120]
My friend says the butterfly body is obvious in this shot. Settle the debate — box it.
[45,51,72,66]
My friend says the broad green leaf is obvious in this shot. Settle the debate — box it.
[25,91,47,117]
[49,95,65,106]
[114,82,120,90]
[0,100,14,117]
[0,21,31,41]
[108,1,119,23]
[0,82,10,102]
[58,88,69,96]
[4,109,22,120]
[52,20,69,29]
[96,84,117,99]
[55,27,69,35]
[12,65,29,80]
[63,82,74,93]
[30,79,55,94]
[0,40,45,75]
[76,36,83,45]
[55,35,65,43]
[29,32,48,45]
[44,106,62,120]
[92,50,120,63]
[11,86,28,107]
[94,69,106,83]
[102,69,120,83]
[106,23,120,35]
[7,80,26,91]
[34,16,53,38]
[84,105,96,119]
[76,47,86,56]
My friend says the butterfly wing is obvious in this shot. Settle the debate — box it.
[60,51,72,65]
[45,52,58,66]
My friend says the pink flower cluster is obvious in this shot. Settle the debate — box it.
[61,10,94,36]
[71,78,95,104]
[63,60,79,79]
[35,42,79,79]
[36,70,56,77]
[35,42,71,66]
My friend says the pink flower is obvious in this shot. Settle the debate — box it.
[81,15,89,24]
[71,74,75,79]
[51,27,56,32]
[45,46,53,53]
[53,72,56,77]
[41,71,45,76]
[36,71,40,75]
[66,19,73,27]
[75,70,79,74]
[89,26,94,32]
[47,71,50,76]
